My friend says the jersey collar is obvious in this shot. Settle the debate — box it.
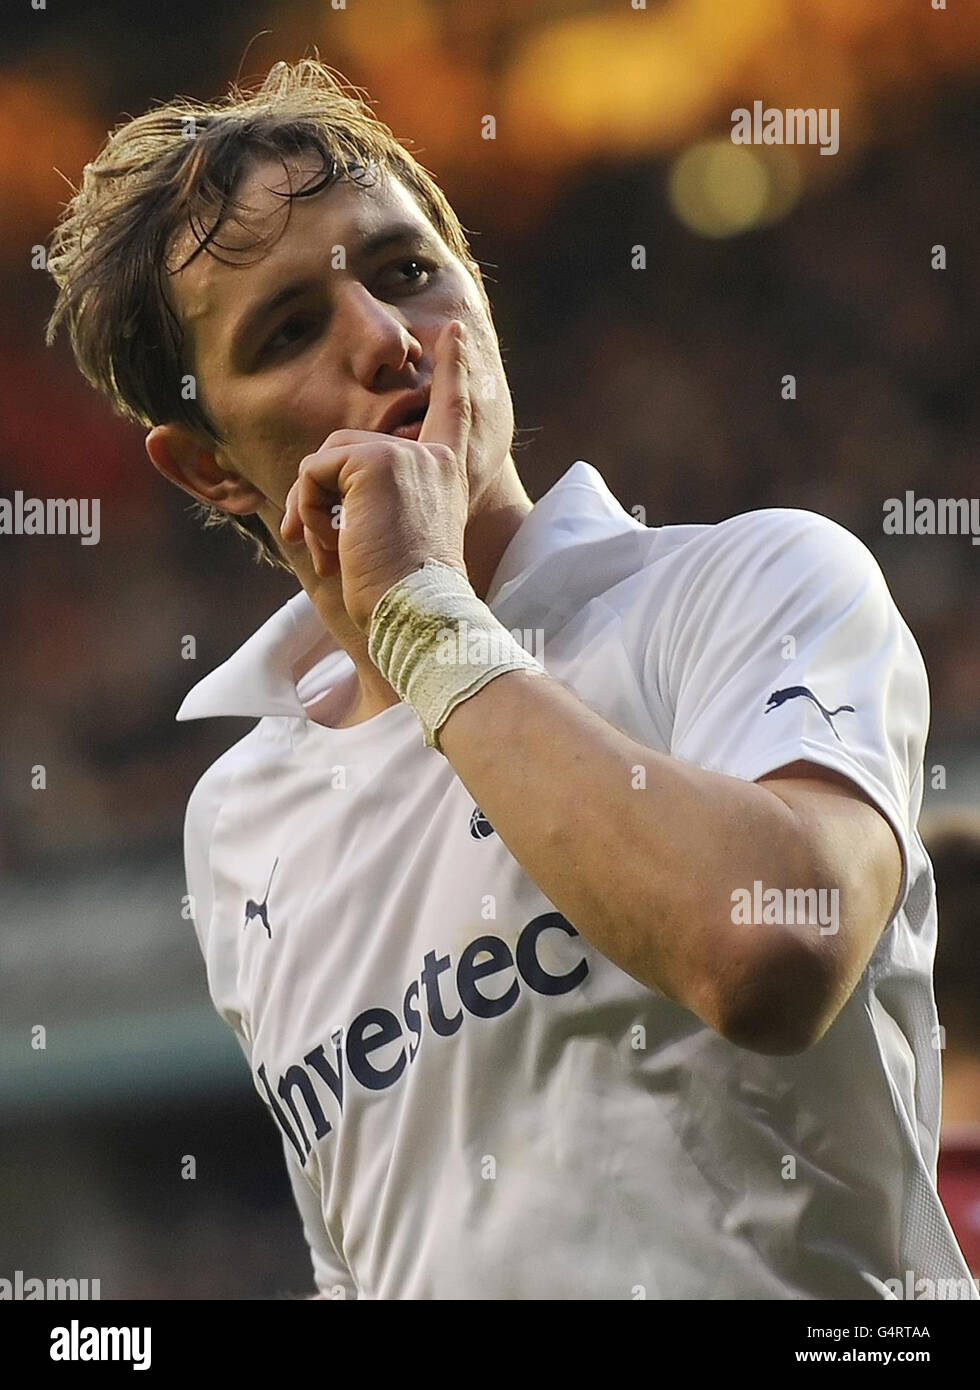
[176,460,646,721]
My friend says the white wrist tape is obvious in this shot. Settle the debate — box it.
[367,558,547,752]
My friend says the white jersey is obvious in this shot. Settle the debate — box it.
[177,460,975,1300]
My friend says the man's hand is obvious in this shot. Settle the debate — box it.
[280,319,472,634]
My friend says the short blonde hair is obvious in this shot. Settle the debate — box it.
[45,58,478,567]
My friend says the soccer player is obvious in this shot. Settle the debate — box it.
[45,59,976,1300]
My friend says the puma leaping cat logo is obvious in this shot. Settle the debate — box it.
[764,686,855,742]
[244,858,279,938]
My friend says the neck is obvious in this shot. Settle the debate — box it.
[283,453,533,725]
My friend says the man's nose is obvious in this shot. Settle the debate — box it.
[337,281,422,387]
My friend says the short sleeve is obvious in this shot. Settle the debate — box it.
[664,509,929,912]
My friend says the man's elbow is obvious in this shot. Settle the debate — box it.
[712,937,844,1057]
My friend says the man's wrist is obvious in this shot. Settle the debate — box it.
[367,558,547,752]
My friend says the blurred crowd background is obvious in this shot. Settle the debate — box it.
[1,0,978,1297]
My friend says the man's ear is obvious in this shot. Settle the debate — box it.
[145,423,265,515]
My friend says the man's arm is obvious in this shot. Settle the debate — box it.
[278,327,913,1058]
[438,671,903,1056]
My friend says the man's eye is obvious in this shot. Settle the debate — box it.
[261,315,318,359]
[381,257,438,292]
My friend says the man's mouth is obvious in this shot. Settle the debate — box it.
[390,407,427,440]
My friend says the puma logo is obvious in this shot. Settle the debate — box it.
[764,686,855,742]
[244,858,279,938]
[469,805,495,840]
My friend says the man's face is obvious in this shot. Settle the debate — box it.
[169,156,515,523]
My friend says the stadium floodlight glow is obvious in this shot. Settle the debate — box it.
[668,138,802,238]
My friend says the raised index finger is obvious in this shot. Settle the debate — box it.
[418,319,470,462]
